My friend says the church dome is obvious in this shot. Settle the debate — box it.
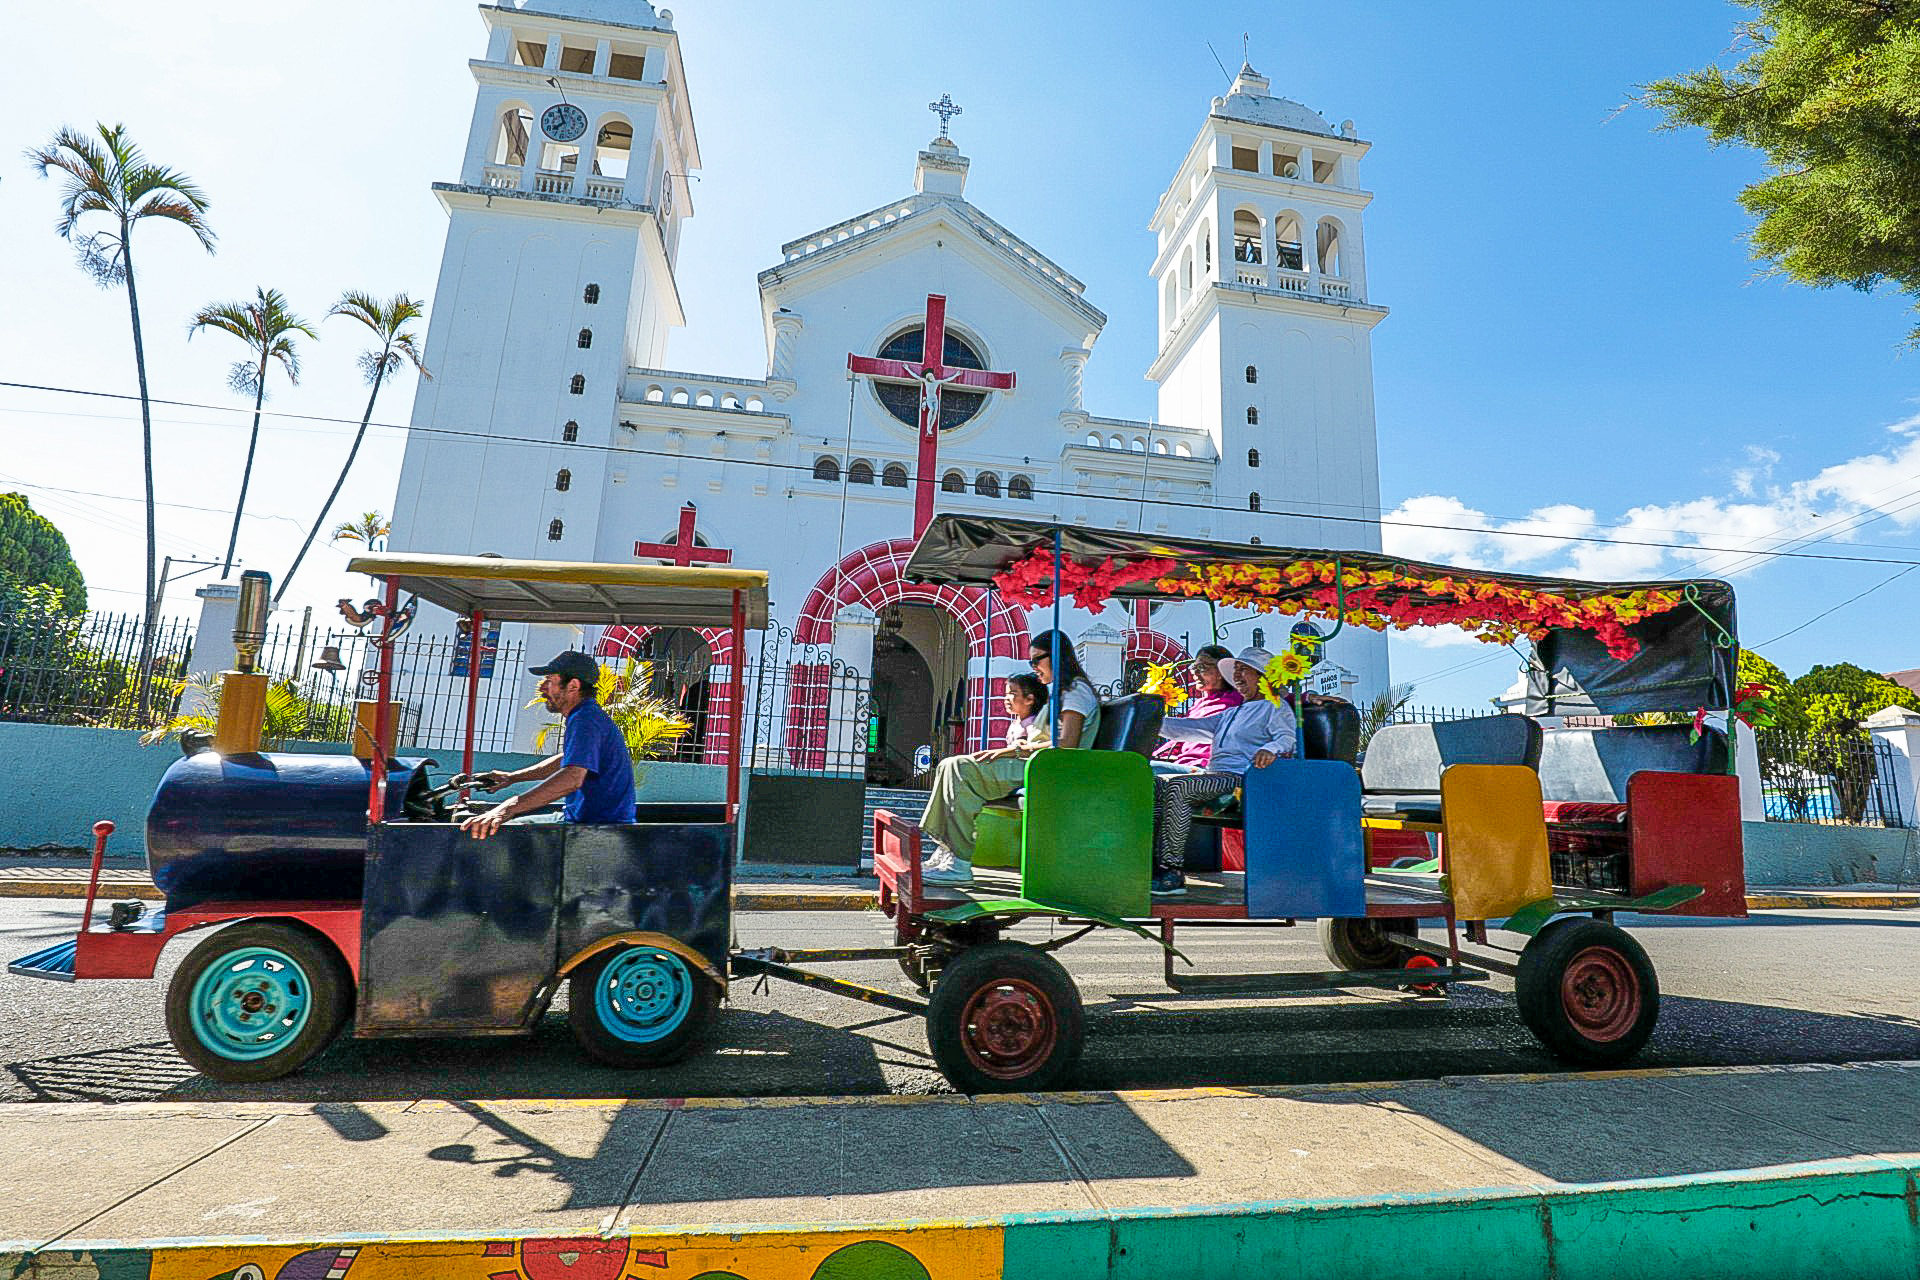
[511,0,665,31]
[1214,61,1335,136]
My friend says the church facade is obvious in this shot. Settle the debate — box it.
[390,0,1391,768]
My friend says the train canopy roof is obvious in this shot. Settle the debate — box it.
[346,552,769,629]
[902,515,1739,715]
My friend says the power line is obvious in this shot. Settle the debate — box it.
[1753,564,1919,648]
[7,377,1920,570]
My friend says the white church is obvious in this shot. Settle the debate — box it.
[390,0,1391,774]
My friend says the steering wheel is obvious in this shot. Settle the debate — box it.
[403,767,464,822]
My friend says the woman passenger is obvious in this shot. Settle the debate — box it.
[919,632,1101,884]
[1149,647,1296,898]
[1153,644,1242,770]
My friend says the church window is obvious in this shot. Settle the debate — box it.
[577,329,592,349]
[554,468,571,491]
[1203,228,1212,274]
[1008,475,1033,500]
[1246,407,1258,425]
[1176,443,1193,458]
[513,40,545,69]
[1233,209,1264,265]
[1251,627,1265,647]
[609,51,648,82]
[1153,441,1168,455]
[547,519,564,541]
[813,456,840,482]
[644,386,665,402]
[594,122,633,181]
[882,463,909,488]
[849,460,875,485]
[941,470,966,494]
[1131,437,1147,453]
[583,283,601,304]
[1086,432,1101,447]
[1109,434,1124,450]
[870,326,992,430]
[493,108,533,168]
[562,420,579,442]
[1248,448,1260,468]
[1231,145,1259,173]
[569,374,586,395]
[1248,492,1261,512]
[975,472,1000,498]
[1245,365,1258,384]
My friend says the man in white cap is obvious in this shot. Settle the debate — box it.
[1149,646,1297,896]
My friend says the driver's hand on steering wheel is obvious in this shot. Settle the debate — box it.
[461,802,515,839]
[472,769,511,792]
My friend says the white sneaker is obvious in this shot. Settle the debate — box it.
[922,856,974,884]
[922,843,956,873]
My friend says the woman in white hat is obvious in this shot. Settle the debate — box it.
[1150,646,1297,897]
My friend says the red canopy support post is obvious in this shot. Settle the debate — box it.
[727,588,746,823]
[461,608,483,794]
[366,574,398,827]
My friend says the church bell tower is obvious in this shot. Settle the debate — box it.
[390,0,699,561]
[1147,59,1389,692]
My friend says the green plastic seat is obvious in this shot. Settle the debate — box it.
[1020,750,1154,918]
[974,801,1023,870]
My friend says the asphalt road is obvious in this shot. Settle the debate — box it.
[1,898,1916,1103]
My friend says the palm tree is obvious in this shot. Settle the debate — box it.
[276,292,429,605]
[27,123,215,717]
[331,511,391,551]
[189,287,317,576]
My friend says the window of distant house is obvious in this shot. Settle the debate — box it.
[882,463,908,488]
[570,374,586,395]
[577,329,592,349]
[547,519,564,541]
[1246,406,1258,425]
[562,420,578,442]
[583,283,601,304]
[555,469,571,491]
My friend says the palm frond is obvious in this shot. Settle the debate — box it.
[391,330,432,377]
[188,301,256,343]
[227,361,263,398]
[330,291,431,384]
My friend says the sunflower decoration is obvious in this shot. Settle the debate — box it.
[1138,660,1187,708]
[1259,649,1313,700]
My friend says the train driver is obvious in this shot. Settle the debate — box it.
[460,650,636,838]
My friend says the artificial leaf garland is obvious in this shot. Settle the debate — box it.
[993,550,1686,661]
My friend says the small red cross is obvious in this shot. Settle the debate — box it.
[633,504,732,567]
[847,293,1016,538]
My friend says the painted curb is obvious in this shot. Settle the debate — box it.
[1746,891,1920,910]
[4,1157,1915,1280]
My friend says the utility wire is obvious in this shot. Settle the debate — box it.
[7,377,1920,570]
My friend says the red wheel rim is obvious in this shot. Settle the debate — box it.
[959,978,1059,1080]
[1561,946,1640,1041]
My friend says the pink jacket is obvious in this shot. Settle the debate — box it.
[1152,687,1245,768]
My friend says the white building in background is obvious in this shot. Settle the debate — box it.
[390,0,1390,771]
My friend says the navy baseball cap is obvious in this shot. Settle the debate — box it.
[529,650,599,685]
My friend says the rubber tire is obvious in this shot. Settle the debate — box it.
[165,922,353,1084]
[567,946,719,1068]
[1515,917,1660,1066]
[1317,917,1417,970]
[925,941,1084,1094]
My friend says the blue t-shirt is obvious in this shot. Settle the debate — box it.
[560,699,636,823]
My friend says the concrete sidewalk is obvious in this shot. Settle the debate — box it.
[2,1060,1917,1277]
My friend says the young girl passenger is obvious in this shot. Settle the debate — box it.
[1003,672,1048,750]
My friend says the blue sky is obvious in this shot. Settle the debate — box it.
[1,0,1914,706]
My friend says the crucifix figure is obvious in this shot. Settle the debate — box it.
[634,503,732,567]
[847,294,1016,537]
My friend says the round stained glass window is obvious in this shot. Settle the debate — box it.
[871,327,991,431]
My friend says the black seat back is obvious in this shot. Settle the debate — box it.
[1300,700,1361,765]
[1538,725,1729,803]
[1361,714,1542,794]
[1090,693,1166,755]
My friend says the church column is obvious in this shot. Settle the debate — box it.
[1059,347,1090,413]
[767,309,804,398]
[593,39,612,77]
[1257,139,1274,176]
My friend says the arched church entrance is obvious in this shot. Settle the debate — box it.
[795,539,1032,783]
[636,626,713,762]
[869,602,968,784]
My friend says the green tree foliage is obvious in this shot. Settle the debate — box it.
[141,672,353,749]
[1643,1,1920,342]
[0,493,86,613]
[1738,649,1806,732]
[1792,661,1918,735]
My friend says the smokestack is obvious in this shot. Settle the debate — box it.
[214,571,274,755]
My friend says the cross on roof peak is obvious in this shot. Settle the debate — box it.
[927,93,963,140]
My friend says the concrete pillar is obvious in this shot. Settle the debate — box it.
[593,39,612,76]
[1257,140,1274,176]
[1077,623,1125,692]
[1865,706,1920,828]
[1299,145,1315,184]
[1735,725,1766,822]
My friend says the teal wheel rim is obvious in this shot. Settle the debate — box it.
[188,945,314,1062]
[594,948,694,1044]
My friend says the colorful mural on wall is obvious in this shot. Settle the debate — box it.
[6,1228,995,1280]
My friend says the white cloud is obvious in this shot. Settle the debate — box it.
[1382,412,1920,583]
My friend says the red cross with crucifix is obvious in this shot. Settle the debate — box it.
[846,294,1016,538]
[633,503,732,567]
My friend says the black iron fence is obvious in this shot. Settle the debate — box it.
[1755,728,1907,828]
[0,607,197,730]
